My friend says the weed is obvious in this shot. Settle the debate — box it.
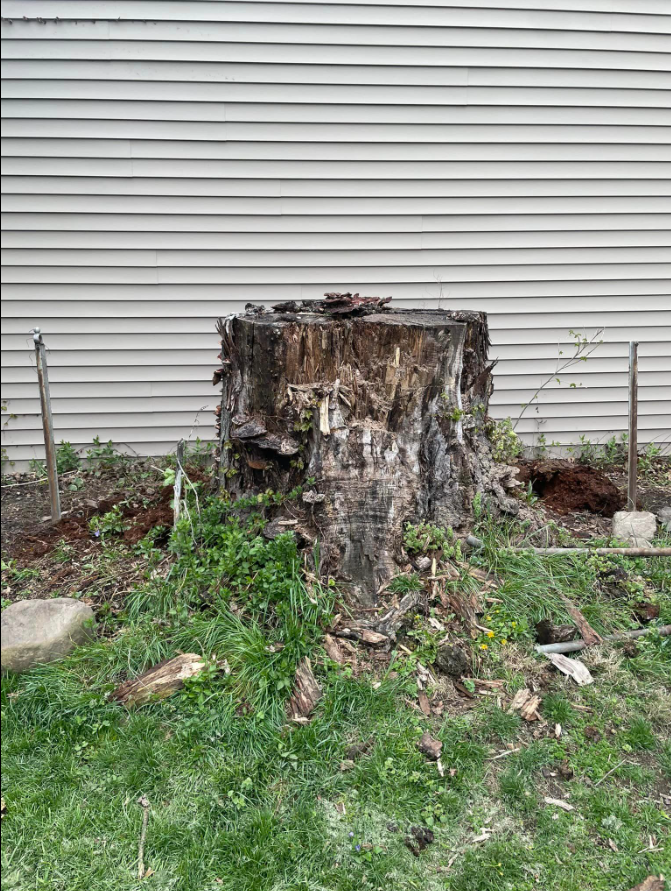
[487,417,523,464]
[89,505,126,539]
[86,436,127,473]
[56,440,81,474]
[403,521,461,559]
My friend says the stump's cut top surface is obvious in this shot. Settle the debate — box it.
[243,308,473,331]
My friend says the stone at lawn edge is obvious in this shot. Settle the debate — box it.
[1,598,96,674]
[611,511,657,548]
[657,506,671,533]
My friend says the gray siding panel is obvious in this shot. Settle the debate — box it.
[1,1,670,464]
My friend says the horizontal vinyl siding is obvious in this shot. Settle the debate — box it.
[1,1,670,464]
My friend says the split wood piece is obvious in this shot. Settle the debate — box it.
[287,658,322,722]
[111,654,206,707]
[629,878,666,891]
[544,653,594,686]
[508,688,542,722]
[536,623,671,655]
[559,593,602,647]
[417,731,443,761]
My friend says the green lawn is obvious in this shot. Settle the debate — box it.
[2,487,670,890]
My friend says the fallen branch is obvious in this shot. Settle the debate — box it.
[559,593,601,647]
[464,537,670,557]
[512,547,671,557]
[536,624,671,655]
[137,796,150,880]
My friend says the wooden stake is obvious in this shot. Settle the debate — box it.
[173,439,185,527]
[33,328,61,523]
[627,341,638,510]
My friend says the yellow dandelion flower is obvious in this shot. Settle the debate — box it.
[500,638,508,645]
[480,644,488,650]
[487,630,495,639]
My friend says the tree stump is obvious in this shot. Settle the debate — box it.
[215,304,512,604]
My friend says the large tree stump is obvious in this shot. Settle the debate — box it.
[215,304,511,604]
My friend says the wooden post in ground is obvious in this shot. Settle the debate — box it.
[33,327,61,523]
[627,341,638,510]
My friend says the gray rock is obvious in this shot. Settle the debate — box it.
[657,505,671,533]
[433,644,470,678]
[1,598,96,674]
[611,510,657,548]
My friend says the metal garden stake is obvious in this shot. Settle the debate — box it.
[33,327,61,522]
[627,341,638,510]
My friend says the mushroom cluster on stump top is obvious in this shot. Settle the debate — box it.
[215,301,512,605]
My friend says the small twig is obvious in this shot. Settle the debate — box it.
[137,796,150,880]
[488,747,521,761]
[1,470,78,489]
[594,759,628,788]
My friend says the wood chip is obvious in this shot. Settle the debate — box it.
[287,657,322,721]
[323,633,345,664]
[111,654,206,707]
[543,797,575,812]
[417,731,443,761]
[418,691,432,717]
[545,653,594,686]
[508,687,542,721]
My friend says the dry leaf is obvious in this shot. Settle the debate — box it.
[418,691,432,717]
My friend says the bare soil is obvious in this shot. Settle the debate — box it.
[517,459,625,517]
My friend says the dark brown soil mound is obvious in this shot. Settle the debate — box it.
[517,459,625,517]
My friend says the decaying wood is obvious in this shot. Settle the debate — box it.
[559,593,602,647]
[215,303,512,605]
[628,878,666,891]
[287,657,322,721]
[334,625,389,647]
[535,619,578,646]
[376,591,423,639]
[111,654,206,707]
[545,653,594,686]
[323,633,345,664]
[417,731,443,761]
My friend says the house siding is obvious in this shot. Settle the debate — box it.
[2,0,670,463]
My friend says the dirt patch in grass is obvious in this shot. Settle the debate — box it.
[517,460,625,517]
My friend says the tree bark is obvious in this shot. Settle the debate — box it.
[215,305,512,605]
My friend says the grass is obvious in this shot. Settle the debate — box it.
[1,483,670,890]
